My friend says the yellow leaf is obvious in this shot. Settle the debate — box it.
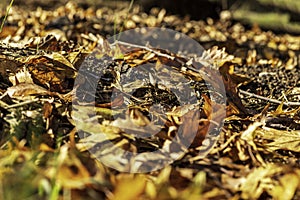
[269,173,299,200]
[112,175,147,200]
[145,180,157,199]
[46,52,76,70]
[257,127,300,152]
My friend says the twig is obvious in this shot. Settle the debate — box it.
[4,98,40,109]
[111,40,175,60]
[0,92,9,108]
[239,89,300,106]
[0,99,9,108]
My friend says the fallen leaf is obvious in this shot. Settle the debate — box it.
[257,126,300,152]
[112,174,147,200]
[9,66,33,85]
[6,83,51,99]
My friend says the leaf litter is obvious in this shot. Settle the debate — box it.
[0,1,299,199]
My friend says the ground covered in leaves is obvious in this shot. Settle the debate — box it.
[0,1,300,200]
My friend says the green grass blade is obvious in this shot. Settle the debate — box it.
[0,0,14,34]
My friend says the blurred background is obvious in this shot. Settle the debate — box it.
[1,0,300,34]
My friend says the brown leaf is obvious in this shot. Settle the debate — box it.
[110,109,161,137]
[23,55,76,92]
[178,109,202,148]
[219,62,250,115]
[42,101,53,118]
[169,168,192,190]
[0,58,22,78]
[190,94,225,149]
[45,52,76,70]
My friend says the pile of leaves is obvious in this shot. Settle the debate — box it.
[0,1,300,199]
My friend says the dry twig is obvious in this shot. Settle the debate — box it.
[239,89,300,106]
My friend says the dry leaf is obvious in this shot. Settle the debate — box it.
[269,171,300,200]
[9,66,33,85]
[195,46,235,68]
[238,164,300,199]
[45,52,76,70]
[112,174,147,200]
[6,83,51,98]
[257,126,300,152]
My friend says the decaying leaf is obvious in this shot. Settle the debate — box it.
[219,62,251,115]
[6,83,51,99]
[256,126,300,152]
[238,164,300,200]
[9,66,33,85]
[45,52,76,70]
[195,46,235,68]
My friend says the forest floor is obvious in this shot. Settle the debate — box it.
[0,1,300,199]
